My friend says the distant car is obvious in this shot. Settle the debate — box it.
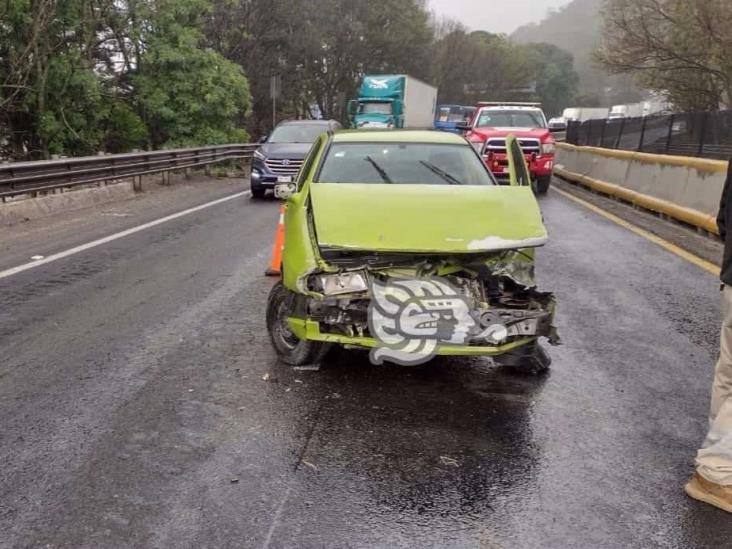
[251,120,341,199]
[548,117,567,131]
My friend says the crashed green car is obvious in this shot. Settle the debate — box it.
[266,130,559,372]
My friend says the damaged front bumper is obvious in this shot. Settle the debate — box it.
[286,250,560,357]
[286,317,540,356]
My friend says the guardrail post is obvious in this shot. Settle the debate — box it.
[697,112,708,157]
[614,117,626,149]
[600,119,608,148]
[665,114,676,154]
[637,117,647,152]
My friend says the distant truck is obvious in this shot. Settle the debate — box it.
[609,100,669,120]
[609,104,644,120]
[562,107,610,122]
[348,75,437,129]
[434,105,476,133]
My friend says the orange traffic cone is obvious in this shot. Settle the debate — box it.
[265,205,286,276]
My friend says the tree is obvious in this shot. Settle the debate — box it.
[131,0,251,148]
[527,44,579,117]
[596,0,732,111]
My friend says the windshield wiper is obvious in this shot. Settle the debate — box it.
[365,156,393,183]
[419,160,463,185]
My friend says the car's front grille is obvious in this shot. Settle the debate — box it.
[265,158,303,176]
[485,138,541,154]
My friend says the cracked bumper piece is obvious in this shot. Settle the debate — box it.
[286,318,538,356]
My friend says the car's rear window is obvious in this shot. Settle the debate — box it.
[316,143,495,186]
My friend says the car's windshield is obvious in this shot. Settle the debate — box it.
[475,110,546,129]
[268,124,328,143]
[359,102,392,115]
[317,143,495,186]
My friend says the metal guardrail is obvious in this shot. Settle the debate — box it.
[566,111,732,160]
[0,144,257,200]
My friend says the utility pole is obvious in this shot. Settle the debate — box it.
[270,75,281,129]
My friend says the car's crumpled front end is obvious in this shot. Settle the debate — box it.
[286,248,559,357]
[272,139,560,369]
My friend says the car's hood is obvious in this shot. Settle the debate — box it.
[259,142,312,159]
[309,183,547,253]
[472,127,550,139]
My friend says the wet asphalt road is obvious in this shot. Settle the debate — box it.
[1,179,731,548]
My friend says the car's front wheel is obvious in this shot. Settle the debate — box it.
[266,282,330,365]
[493,340,551,375]
[535,175,551,195]
[251,187,266,199]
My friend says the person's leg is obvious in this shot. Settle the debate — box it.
[686,286,732,512]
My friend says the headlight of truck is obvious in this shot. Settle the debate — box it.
[254,149,266,161]
[317,272,368,296]
[541,142,556,155]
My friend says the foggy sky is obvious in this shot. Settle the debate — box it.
[429,0,570,34]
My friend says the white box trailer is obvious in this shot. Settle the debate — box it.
[402,76,438,128]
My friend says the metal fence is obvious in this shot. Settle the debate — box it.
[0,144,257,200]
[566,111,732,160]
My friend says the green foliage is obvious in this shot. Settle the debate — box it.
[1,0,251,159]
[431,26,580,117]
[528,44,580,118]
[1,0,585,159]
[133,0,251,147]
[597,0,732,111]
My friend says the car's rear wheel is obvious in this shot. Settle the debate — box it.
[535,175,551,195]
[266,281,330,365]
[493,341,551,375]
[251,187,266,199]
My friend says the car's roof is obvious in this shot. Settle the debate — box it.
[278,119,338,126]
[478,106,543,112]
[332,130,467,145]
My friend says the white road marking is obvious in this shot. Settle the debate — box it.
[0,190,251,281]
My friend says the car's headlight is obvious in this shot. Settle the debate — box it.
[317,272,368,296]
[254,149,266,161]
[541,142,556,155]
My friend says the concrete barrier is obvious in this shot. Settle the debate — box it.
[0,180,137,227]
[556,143,728,234]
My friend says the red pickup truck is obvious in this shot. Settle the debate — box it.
[463,102,556,194]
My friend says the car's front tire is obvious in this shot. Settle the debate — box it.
[493,340,551,375]
[535,175,551,195]
[251,187,266,199]
[266,282,330,365]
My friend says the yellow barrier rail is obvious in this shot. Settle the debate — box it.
[557,142,728,174]
[554,165,720,235]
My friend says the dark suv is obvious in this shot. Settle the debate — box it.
[250,119,341,198]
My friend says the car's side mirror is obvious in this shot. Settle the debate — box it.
[274,183,297,200]
[258,135,268,144]
[455,123,472,132]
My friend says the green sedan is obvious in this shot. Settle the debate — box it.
[266,130,559,372]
